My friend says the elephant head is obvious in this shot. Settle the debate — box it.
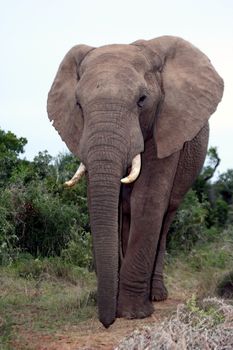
[47,36,223,327]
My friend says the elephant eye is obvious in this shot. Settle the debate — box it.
[137,95,147,108]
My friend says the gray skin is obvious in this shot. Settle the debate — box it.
[47,36,223,328]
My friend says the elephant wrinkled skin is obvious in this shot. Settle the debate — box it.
[47,36,224,327]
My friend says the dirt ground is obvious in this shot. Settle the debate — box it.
[11,298,182,350]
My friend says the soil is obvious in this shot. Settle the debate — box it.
[11,298,182,350]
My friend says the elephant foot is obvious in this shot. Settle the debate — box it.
[117,293,154,319]
[151,279,168,301]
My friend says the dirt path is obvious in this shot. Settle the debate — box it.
[12,299,182,350]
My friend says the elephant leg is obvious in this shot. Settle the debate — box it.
[117,139,180,319]
[151,123,209,301]
[150,204,178,301]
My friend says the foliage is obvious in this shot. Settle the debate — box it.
[215,169,233,205]
[185,294,225,326]
[210,198,229,227]
[61,228,93,269]
[200,147,221,182]
[12,254,91,284]
[216,271,233,299]
[165,226,233,303]
[167,145,233,251]
[0,180,90,260]
[0,129,27,187]
[188,247,230,271]
[167,190,210,252]
[1,126,233,272]
[0,127,91,266]
[0,189,20,265]
[193,146,220,202]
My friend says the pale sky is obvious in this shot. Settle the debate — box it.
[1,0,232,175]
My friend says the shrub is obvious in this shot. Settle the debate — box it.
[13,254,91,284]
[0,128,27,187]
[206,198,229,228]
[116,298,233,350]
[18,182,89,257]
[0,180,90,263]
[0,189,20,265]
[167,190,209,252]
[188,248,230,271]
[61,227,92,269]
[216,271,233,299]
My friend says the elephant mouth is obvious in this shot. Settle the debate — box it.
[64,153,142,188]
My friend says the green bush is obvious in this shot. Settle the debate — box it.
[0,189,20,265]
[0,128,27,187]
[0,179,90,263]
[188,248,230,271]
[206,199,229,228]
[14,183,79,256]
[2,125,233,272]
[13,254,91,284]
[214,199,229,227]
[22,183,88,257]
[167,190,209,252]
[61,227,92,269]
[227,205,233,225]
[216,271,233,298]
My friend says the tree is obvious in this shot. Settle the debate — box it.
[0,128,27,186]
[193,147,220,202]
[201,147,221,182]
[215,169,233,205]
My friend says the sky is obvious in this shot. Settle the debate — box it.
[1,0,232,176]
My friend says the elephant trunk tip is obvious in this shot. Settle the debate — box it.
[100,314,116,329]
[98,296,117,328]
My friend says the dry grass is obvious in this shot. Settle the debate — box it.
[0,263,97,349]
[1,229,232,349]
[165,228,233,302]
[115,297,233,349]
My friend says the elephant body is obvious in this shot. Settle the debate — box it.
[47,36,223,327]
[119,123,209,318]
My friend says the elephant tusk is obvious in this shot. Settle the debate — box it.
[121,154,141,184]
[64,162,86,187]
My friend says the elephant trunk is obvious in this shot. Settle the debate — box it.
[88,169,121,327]
[86,123,127,327]
[80,103,144,327]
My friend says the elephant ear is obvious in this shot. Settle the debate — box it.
[47,45,94,156]
[134,36,224,158]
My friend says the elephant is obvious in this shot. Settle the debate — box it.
[47,36,223,328]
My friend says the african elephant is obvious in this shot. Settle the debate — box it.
[47,36,223,328]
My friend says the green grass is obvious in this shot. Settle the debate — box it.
[1,227,233,348]
[165,227,233,300]
[0,257,96,348]
[0,314,14,350]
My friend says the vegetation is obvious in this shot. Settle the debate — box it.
[116,297,233,349]
[0,260,96,349]
[0,127,233,348]
[1,128,232,265]
[0,128,91,266]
